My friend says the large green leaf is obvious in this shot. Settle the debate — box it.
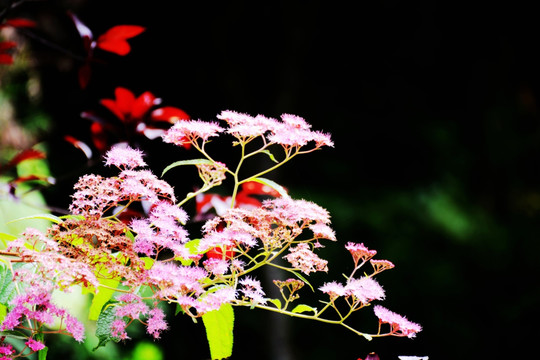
[93,303,118,350]
[88,276,120,321]
[202,303,234,360]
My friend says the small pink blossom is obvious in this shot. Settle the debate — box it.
[111,318,130,340]
[196,287,237,313]
[203,258,230,275]
[146,307,168,339]
[373,305,422,338]
[104,144,146,169]
[319,281,346,300]
[0,344,14,356]
[25,338,45,352]
[345,242,377,264]
[239,276,266,304]
[309,223,336,241]
[163,120,224,145]
[344,277,385,303]
[283,243,328,274]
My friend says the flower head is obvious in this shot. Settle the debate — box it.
[283,243,328,274]
[373,305,422,338]
[104,144,146,169]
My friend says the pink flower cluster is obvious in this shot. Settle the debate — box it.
[0,282,85,342]
[162,110,333,149]
[374,305,423,338]
[69,145,175,216]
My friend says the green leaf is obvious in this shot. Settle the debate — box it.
[177,239,201,266]
[260,149,279,163]
[202,303,234,360]
[93,303,118,350]
[290,270,314,291]
[0,232,17,247]
[247,177,290,198]
[267,298,281,310]
[0,263,17,307]
[6,213,62,225]
[161,159,214,177]
[291,304,317,315]
[88,276,120,321]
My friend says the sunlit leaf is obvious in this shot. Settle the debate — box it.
[291,304,317,315]
[267,298,281,310]
[202,303,234,360]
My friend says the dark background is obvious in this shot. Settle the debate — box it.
[4,0,540,359]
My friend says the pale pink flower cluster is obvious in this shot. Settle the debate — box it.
[7,229,99,290]
[374,305,423,338]
[70,146,175,216]
[162,120,224,145]
[217,110,334,148]
[239,276,266,305]
[131,201,191,259]
[345,242,377,264]
[319,276,385,304]
[104,144,147,169]
[283,243,328,274]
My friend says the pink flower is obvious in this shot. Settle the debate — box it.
[283,243,328,274]
[25,338,45,352]
[344,277,385,304]
[345,242,377,264]
[111,318,130,340]
[373,305,422,338]
[0,343,14,356]
[163,120,224,145]
[104,144,147,169]
[319,281,346,300]
[239,276,266,304]
[115,294,149,318]
[146,307,168,339]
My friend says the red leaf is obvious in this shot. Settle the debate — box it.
[131,91,157,119]
[151,106,190,122]
[0,41,17,51]
[0,54,14,64]
[96,25,145,55]
[114,87,136,116]
[100,99,124,121]
[7,149,46,167]
[90,122,109,153]
[4,18,37,28]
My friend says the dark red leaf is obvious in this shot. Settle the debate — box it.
[0,41,17,51]
[131,91,157,120]
[90,122,110,153]
[96,25,145,56]
[4,18,37,28]
[0,53,14,64]
[151,106,190,122]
